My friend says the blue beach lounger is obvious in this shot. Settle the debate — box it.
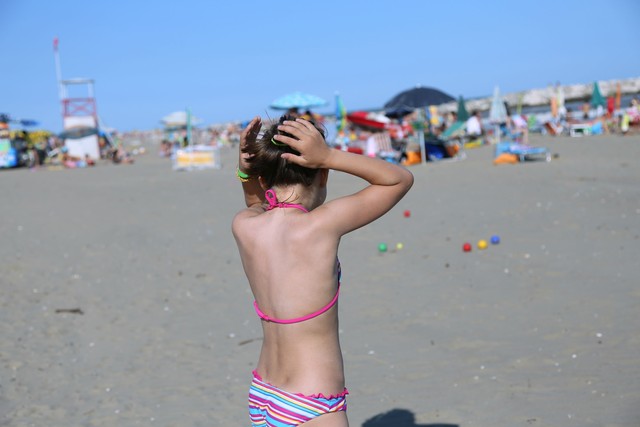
[495,142,551,162]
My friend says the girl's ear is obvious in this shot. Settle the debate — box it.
[258,176,269,190]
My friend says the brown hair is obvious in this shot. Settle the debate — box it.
[242,114,326,188]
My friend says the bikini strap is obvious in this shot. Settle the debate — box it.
[254,259,341,324]
[254,283,340,324]
[265,189,309,213]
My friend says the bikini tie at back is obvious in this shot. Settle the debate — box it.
[265,189,309,213]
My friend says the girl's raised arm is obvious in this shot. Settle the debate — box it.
[238,116,264,209]
[275,119,414,235]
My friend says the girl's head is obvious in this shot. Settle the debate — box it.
[242,114,327,189]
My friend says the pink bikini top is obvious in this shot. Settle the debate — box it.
[253,189,341,324]
[263,189,309,213]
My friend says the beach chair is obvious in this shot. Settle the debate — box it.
[372,132,400,163]
[440,121,466,142]
[569,123,592,137]
[437,121,469,159]
[495,142,551,162]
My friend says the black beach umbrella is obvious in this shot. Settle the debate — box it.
[384,105,415,119]
[384,86,455,110]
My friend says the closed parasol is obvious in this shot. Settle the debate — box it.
[590,81,605,108]
[456,96,469,122]
[489,86,508,143]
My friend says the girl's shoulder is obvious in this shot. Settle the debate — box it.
[232,205,264,230]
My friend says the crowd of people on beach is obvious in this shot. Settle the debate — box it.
[4,91,639,172]
[0,127,140,170]
[322,94,640,166]
[148,92,640,168]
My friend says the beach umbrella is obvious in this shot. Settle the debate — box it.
[161,111,202,127]
[384,86,454,110]
[590,81,605,108]
[384,105,414,119]
[456,96,469,122]
[270,92,327,110]
[385,86,454,166]
[18,119,39,127]
[346,111,389,130]
[489,86,507,124]
[489,86,508,143]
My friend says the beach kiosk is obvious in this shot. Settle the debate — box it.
[162,110,220,171]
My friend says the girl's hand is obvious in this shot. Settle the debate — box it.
[275,119,332,169]
[239,116,261,170]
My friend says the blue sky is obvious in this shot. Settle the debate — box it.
[1,0,638,132]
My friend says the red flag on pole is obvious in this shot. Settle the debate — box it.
[53,37,59,51]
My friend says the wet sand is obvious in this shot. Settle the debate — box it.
[1,134,639,427]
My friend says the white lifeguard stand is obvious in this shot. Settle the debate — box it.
[53,38,107,160]
[60,78,101,160]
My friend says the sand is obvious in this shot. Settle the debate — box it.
[1,134,639,427]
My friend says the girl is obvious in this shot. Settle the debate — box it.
[232,115,413,426]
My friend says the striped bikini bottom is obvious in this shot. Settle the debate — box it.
[248,371,348,427]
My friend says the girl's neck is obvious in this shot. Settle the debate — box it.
[269,185,319,211]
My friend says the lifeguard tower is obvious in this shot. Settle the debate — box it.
[54,38,106,160]
[59,78,101,160]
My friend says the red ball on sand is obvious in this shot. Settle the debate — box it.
[463,243,472,252]
[403,210,411,218]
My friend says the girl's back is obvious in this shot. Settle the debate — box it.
[233,200,346,396]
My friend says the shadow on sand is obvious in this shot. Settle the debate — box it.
[362,408,458,427]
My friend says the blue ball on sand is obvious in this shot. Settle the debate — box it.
[490,235,500,245]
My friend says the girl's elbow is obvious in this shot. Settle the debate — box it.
[401,169,414,191]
